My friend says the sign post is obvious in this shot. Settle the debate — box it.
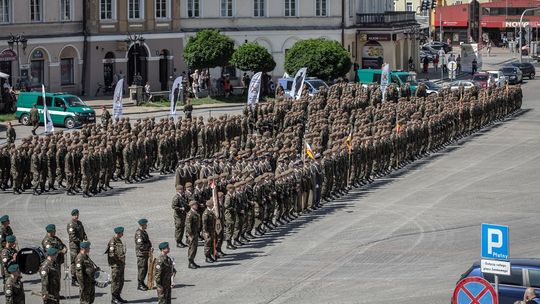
[481,223,510,303]
[447,61,457,80]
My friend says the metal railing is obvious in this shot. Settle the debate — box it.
[356,11,417,26]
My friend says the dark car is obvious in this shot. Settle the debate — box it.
[499,66,523,84]
[509,61,536,79]
[421,45,438,56]
[458,259,540,304]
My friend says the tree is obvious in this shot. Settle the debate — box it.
[230,42,276,73]
[183,29,235,69]
[284,38,352,81]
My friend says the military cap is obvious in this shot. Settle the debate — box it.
[114,227,124,234]
[7,264,19,273]
[5,235,16,243]
[159,242,169,250]
[80,241,91,249]
[0,215,9,223]
[226,184,235,190]
[185,182,193,187]
[46,224,56,232]
[71,209,79,216]
[138,218,148,226]
[189,200,198,206]
[47,247,59,256]
[206,200,214,207]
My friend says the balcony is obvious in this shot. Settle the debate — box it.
[356,11,418,28]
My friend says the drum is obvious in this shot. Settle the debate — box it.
[16,247,45,275]
[95,270,111,288]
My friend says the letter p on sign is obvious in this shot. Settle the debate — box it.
[482,224,509,261]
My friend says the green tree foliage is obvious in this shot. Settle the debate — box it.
[230,42,276,73]
[183,29,235,69]
[284,39,352,81]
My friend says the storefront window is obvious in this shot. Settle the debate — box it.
[31,60,44,86]
[61,58,74,85]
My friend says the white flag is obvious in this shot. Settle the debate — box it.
[170,76,183,115]
[113,79,124,121]
[291,67,307,100]
[247,72,262,107]
[380,63,390,102]
[42,85,54,133]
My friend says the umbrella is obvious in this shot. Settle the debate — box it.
[0,72,9,79]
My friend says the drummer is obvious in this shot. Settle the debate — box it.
[1,235,17,286]
[40,247,61,303]
[41,224,67,275]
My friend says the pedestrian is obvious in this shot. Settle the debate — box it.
[144,81,152,102]
[154,242,176,304]
[487,41,492,57]
[242,73,250,95]
[75,241,97,304]
[422,56,429,74]
[5,121,16,144]
[101,106,111,128]
[5,263,24,304]
[433,55,439,72]
[472,58,478,75]
[40,247,61,303]
[30,104,40,135]
[524,287,540,304]
[107,226,127,304]
[186,200,201,269]
[135,218,152,291]
[67,209,87,286]
[456,54,462,73]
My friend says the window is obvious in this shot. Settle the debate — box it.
[0,0,10,23]
[187,0,200,17]
[284,0,296,17]
[316,0,327,16]
[348,0,354,18]
[30,0,41,22]
[222,66,237,78]
[221,0,233,17]
[529,269,540,288]
[61,0,72,21]
[100,0,115,20]
[128,0,143,19]
[54,98,65,108]
[484,268,523,286]
[60,58,74,85]
[31,60,44,85]
[406,1,413,12]
[254,0,265,17]
[155,0,169,19]
[36,96,52,107]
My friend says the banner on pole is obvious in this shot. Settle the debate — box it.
[381,63,390,102]
[291,67,307,100]
[247,72,262,107]
[113,79,124,121]
[170,76,183,115]
[42,85,54,133]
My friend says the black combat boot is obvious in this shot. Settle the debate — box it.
[226,240,236,250]
[205,256,214,263]
[137,281,148,291]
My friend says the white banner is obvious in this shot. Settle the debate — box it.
[42,85,54,133]
[113,79,124,121]
[291,67,307,100]
[247,72,262,107]
[170,76,183,115]
[380,63,390,102]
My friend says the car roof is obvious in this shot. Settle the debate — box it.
[474,72,489,76]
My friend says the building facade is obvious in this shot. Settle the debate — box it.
[1,0,421,95]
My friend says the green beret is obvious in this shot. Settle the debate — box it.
[80,241,91,249]
[7,264,19,273]
[5,235,15,243]
[114,227,124,234]
[47,247,59,256]
[71,209,79,216]
[0,215,9,223]
[46,224,56,232]
[158,242,169,250]
[189,200,198,206]
[138,219,148,226]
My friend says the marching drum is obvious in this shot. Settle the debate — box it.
[16,247,45,275]
[95,270,111,288]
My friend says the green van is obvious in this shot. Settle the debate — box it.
[356,69,418,94]
[16,92,96,129]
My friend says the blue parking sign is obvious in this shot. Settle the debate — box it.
[481,223,509,261]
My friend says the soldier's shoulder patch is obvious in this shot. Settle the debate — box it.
[2,257,7,262]
[41,270,46,275]
[156,265,160,269]
[69,228,74,232]
[137,238,142,243]
[76,263,81,268]
[5,288,11,295]
[109,246,114,251]
[46,244,50,248]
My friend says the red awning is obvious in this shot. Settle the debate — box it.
[434,3,470,28]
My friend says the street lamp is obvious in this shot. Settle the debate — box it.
[7,33,28,84]
[519,7,540,63]
[125,32,145,85]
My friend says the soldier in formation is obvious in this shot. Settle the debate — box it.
[67,209,87,286]
[39,247,61,303]
[154,242,176,304]
[134,218,152,291]
[75,241,97,304]
[5,264,24,304]
[107,226,127,304]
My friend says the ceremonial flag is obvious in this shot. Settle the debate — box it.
[305,141,315,161]
[381,63,390,102]
[247,72,262,107]
[345,132,352,151]
[112,79,124,121]
[42,85,54,133]
[170,76,183,115]
[396,122,401,133]
[291,67,307,100]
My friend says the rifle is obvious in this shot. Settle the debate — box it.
[147,249,156,289]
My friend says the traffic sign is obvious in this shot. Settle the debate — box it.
[447,61,457,72]
[481,259,511,276]
[453,277,498,304]
[481,224,509,261]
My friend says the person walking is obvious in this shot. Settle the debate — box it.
[30,104,39,135]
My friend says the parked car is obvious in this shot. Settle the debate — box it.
[457,259,540,304]
[356,69,418,94]
[448,80,481,91]
[421,45,439,57]
[499,66,523,84]
[424,41,452,53]
[277,77,329,98]
[418,80,441,95]
[16,92,96,129]
[472,72,490,88]
[509,61,536,79]
[420,50,434,62]
[487,70,508,87]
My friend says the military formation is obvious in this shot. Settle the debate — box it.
[0,80,523,303]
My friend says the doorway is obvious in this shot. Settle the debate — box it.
[127,44,148,85]
[159,49,169,91]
